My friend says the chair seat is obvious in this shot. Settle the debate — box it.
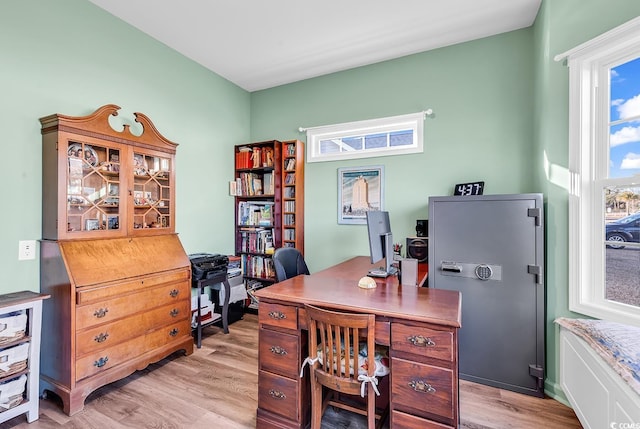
[317,342,390,377]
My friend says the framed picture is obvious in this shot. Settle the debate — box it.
[337,165,384,225]
[85,218,100,231]
[107,215,119,230]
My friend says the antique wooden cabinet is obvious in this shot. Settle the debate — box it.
[39,105,193,415]
[40,104,178,238]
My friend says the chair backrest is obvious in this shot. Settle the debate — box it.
[305,304,376,392]
[273,247,310,282]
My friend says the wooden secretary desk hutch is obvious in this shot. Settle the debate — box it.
[39,105,193,415]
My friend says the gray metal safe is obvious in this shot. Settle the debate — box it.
[428,193,545,397]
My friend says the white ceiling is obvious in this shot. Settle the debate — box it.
[88,0,541,92]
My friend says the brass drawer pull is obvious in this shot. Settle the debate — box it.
[407,335,436,347]
[268,389,286,400]
[169,289,180,298]
[169,328,179,337]
[409,379,436,394]
[94,356,109,368]
[170,308,180,317]
[270,345,287,356]
[93,308,109,318]
[94,332,109,343]
[268,311,286,320]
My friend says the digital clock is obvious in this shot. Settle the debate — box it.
[454,181,484,196]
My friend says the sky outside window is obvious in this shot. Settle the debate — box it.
[610,57,640,178]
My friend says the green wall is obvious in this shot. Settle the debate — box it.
[1,0,249,294]
[251,29,536,271]
[3,0,640,406]
[250,1,640,402]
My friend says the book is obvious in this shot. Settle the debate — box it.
[236,146,252,169]
[263,173,274,195]
[259,205,272,225]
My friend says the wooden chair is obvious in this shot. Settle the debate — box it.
[302,304,389,429]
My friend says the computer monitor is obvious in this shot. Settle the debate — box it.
[365,210,397,277]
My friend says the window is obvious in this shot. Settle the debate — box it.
[305,111,426,163]
[559,17,640,326]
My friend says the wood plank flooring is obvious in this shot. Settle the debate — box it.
[0,313,582,428]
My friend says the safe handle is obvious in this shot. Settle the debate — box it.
[441,262,462,273]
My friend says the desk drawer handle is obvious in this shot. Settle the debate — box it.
[268,311,286,320]
[94,356,109,368]
[409,379,436,394]
[169,289,180,298]
[169,328,179,337]
[270,345,288,356]
[269,389,286,400]
[407,335,435,347]
[170,308,180,317]
[93,308,109,318]
[94,332,109,343]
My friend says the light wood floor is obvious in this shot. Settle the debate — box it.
[0,313,582,428]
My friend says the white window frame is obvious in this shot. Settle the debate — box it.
[558,16,640,327]
[304,112,425,163]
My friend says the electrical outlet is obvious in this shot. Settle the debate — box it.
[18,240,36,261]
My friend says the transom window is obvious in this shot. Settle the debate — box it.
[305,112,425,163]
[559,16,640,326]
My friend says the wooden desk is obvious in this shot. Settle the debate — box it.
[254,257,460,429]
[313,256,428,287]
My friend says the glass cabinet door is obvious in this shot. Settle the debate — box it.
[66,141,121,234]
[132,152,171,231]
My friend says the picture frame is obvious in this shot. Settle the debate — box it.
[85,218,100,231]
[337,165,384,225]
[107,215,119,230]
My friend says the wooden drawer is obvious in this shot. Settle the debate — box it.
[392,410,454,429]
[76,300,189,357]
[75,319,190,381]
[391,357,454,421]
[259,328,300,379]
[76,281,190,329]
[258,370,300,421]
[259,302,297,331]
[391,323,453,362]
[75,269,190,304]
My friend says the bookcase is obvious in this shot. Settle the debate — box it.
[281,140,305,250]
[233,140,304,306]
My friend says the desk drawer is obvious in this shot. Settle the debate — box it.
[76,300,189,357]
[259,328,300,379]
[392,410,454,429]
[391,357,454,421]
[258,370,299,421]
[259,302,297,330]
[391,323,453,362]
[76,281,189,329]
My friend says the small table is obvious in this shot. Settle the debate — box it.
[193,272,231,348]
